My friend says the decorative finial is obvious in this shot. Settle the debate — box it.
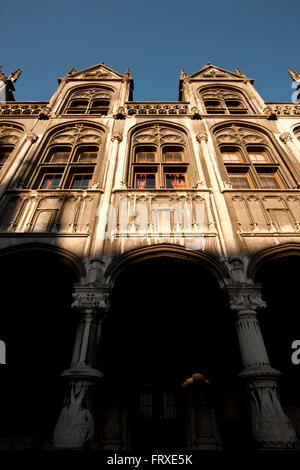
[7,68,22,83]
[180,69,188,80]
[235,68,246,77]
[205,61,211,66]
[289,69,300,82]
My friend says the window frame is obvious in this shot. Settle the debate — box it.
[32,144,100,190]
[201,89,249,115]
[131,144,189,189]
[221,145,286,190]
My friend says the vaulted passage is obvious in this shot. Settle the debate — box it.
[99,257,247,451]
[255,255,300,445]
[0,250,77,449]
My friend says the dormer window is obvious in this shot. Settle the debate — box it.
[63,88,112,115]
[201,89,249,114]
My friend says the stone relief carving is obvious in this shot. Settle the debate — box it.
[54,380,94,448]
[0,125,23,145]
[49,124,102,146]
[132,125,185,146]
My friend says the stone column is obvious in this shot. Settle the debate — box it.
[227,283,296,449]
[53,283,111,449]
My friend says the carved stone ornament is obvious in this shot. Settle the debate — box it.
[72,287,111,316]
[279,132,293,143]
[227,284,266,313]
[0,125,23,145]
[25,132,38,143]
[49,125,103,146]
[111,133,123,143]
[132,125,185,146]
[246,379,297,448]
[196,132,208,143]
[54,380,95,448]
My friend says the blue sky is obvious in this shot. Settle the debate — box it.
[1,0,300,102]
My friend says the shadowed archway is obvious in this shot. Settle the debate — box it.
[99,254,247,451]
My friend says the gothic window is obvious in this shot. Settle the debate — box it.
[201,89,249,114]
[220,144,284,189]
[0,124,23,171]
[63,87,112,115]
[30,125,103,190]
[129,126,192,189]
[294,127,300,142]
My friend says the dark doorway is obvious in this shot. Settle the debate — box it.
[0,250,77,449]
[101,256,243,450]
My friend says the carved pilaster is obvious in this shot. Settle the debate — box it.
[227,283,297,449]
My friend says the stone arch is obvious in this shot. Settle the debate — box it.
[125,121,198,189]
[247,242,300,280]
[105,243,230,290]
[100,244,244,451]
[0,241,86,280]
[198,84,254,113]
[0,241,81,449]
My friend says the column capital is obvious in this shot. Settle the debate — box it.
[72,284,111,317]
[279,132,293,143]
[227,283,266,314]
[196,132,208,143]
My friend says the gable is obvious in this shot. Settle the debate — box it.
[189,63,250,81]
[59,62,125,82]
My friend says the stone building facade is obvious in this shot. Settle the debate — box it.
[0,61,300,451]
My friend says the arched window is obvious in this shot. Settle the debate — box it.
[62,87,112,116]
[0,124,23,170]
[30,125,103,190]
[215,125,288,189]
[129,125,191,189]
[200,88,249,114]
[294,126,300,142]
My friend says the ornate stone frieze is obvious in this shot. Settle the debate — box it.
[227,284,266,313]
[126,103,189,116]
[0,102,49,116]
[263,104,300,116]
[72,286,111,316]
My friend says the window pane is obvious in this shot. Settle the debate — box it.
[135,173,156,189]
[77,152,98,163]
[50,152,70,163]
[70,100,88,108]
[248,152,268,163]
[165,173,186,189]
[225,100,242,108]
[222,152,241,162]
[229,174,251,189]
[136,152,155,163]
[70,174,93,189]
[40,174,62,189]
[163,152,183,162]
[258,174,280,189]
[204,100,222,108]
